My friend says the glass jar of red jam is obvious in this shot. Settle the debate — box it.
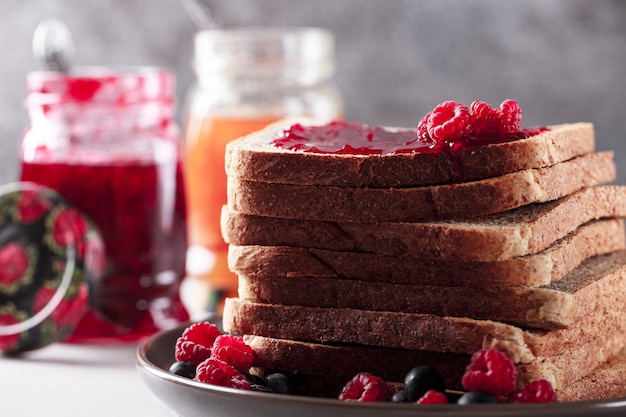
[19,67,189,342]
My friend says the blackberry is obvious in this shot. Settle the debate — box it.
[403,366,446,402]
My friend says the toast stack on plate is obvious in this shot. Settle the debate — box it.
[220,111,626,401]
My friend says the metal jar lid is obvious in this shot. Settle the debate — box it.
[0,182,104,353]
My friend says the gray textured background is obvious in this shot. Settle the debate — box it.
[2,0,625,183]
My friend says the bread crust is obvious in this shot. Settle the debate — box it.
[557,350,626,402]
[223,292,626,364]
[224,298,531,360]
[245,336,626,397]
[236,251,626,330]
[253,363,626,401]
[222,185,626,262]
[245,334,471,391]
[228,151,615,223]
[228,219,625,287]
[224,299,626,390]
[225,119,596,187]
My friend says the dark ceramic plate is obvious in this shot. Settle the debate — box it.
[136,323,626,417]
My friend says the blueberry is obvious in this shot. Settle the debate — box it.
[169,361,197,379]
[457,391,500,405]
[264,373,293,394]
[403,366,446,402]
[391,389,410,402]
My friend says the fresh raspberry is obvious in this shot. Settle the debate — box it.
[338,372,389,402]
[470,100,501,134]
[416,113,430,140]
[416,389,449,404]
[461,348,518,397]
[417,101,471,141]
[175,322,222,365]
[470,99,521,135]
[498,99,522,132]
[508,379,557,403]
[195,358,250,390]
[210,334,255,372]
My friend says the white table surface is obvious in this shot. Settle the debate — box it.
[1,277,216,416]
[2,340,176,416]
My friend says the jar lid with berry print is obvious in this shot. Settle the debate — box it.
[0,182,104,352]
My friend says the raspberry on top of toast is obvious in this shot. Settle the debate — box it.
[272,99,548,156]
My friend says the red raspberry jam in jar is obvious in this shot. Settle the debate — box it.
[19,67,189,341]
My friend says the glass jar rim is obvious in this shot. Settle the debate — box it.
[195,26,333,42]
[26,66,175,106]
[193,27,335,77]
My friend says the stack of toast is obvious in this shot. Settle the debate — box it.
[220,117,626,401]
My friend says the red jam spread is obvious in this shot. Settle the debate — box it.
[272,121,550,156]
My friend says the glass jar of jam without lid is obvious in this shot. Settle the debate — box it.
[183,28,344,314]
[19,67,189,341]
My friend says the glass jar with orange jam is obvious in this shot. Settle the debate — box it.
[183,28,344,314]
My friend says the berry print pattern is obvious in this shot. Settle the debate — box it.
[0,183,104,352]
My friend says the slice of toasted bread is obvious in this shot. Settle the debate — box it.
[244,334,470,392]
[222,185,626,262]
[228,219,625,287]
[223,288,626,368]
[557,349,626,402]
[236,251,626,330]
[242,327,626,392]
[225,118,595,187]
[246,343,626,401]
[228,151,615,223]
